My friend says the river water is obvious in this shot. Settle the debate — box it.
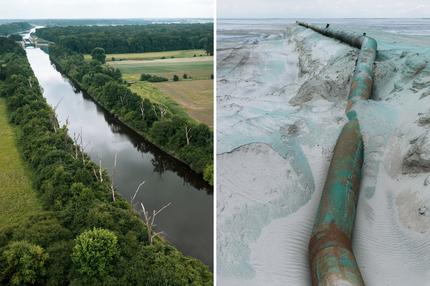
[25,47,213,268]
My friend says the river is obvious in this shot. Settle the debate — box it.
[25,46,213,269]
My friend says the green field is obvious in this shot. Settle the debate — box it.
[129,80,213,127]
[85,49,207,62]
[129,82,190,119]
[155,80,213,127]
[106,51,213,127]
[0,98,41,230]
[110,56,213,81]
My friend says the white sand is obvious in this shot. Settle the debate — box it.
[217,23,430,285]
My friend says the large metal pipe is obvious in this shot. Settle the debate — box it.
[309,119,364,286]
[296,21,377,116]
[296,22,378,285]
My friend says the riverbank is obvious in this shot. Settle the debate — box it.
[25,46,213,268]
[0,37,212,285]
[48,47,213,185]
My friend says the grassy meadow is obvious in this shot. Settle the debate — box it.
[85,49,207,62]
[156,80,213,127]
[106,50,213,127]
[110,56,213,81]
[0,98,41,230]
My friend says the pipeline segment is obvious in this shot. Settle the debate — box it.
[297,21,377,116]
[309,119,364,286]
[296,22,378,285]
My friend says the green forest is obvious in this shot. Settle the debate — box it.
[49,44,213,185]
[0,37,212,285]
[0,22,32,36]
[35,23,214,55]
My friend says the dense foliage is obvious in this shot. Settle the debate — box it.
[7,34,23,41]
[0,22,32,36]
[50,45,213,184]
[0,37,212,285]
[140,73,168,82]
[2,241,48,285]
[72,228,119,280]
[36,23,214,55]
[91,47,106,64]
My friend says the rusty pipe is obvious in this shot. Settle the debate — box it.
[309,119,364,286]
[296,22,378,285]
[296,21,377,114]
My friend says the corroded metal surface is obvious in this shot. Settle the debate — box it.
[296,21,377,113]
[309,119,364,286]
[296,22,379,286]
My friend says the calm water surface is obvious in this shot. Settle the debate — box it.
[25,47,213,268]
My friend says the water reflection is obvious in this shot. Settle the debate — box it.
[26,47,213,268]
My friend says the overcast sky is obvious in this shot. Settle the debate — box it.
[0,0,213,19]
[218,0,430,18]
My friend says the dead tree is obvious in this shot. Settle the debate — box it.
[159,105,167,118]
[131,180,146,204]
[140,202,171,244]
[110,152,118,202]
[139,101,145,119]
[185,125,192,145]
[50,97,63,132]
[92,159,104,183]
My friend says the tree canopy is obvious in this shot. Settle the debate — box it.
[72,228,119,279]
[1,241,48,285]
[35,23,214,55]
[0,22,32,36]
[91,47,106,64]
[0,37,212,285]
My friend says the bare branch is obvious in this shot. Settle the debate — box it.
[131,180,145,203]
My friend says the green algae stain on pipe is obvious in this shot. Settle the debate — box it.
[309,119,365,286]
[296,21,377,112]
[347,37,377,111]
[296,21,378,285]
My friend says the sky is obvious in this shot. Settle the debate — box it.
[0,0,213,19]
[218,0,430,18]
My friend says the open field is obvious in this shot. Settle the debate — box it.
[85,49,207,62]
[0,98,41,230]
[109,56,213,81]
[129,81,190,119]
[107,52,213,127]
[155,80,213,127]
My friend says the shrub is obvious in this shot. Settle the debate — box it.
[173,74,179,81]
[72,228,119,279]
[2,241,48,285]
[203,163,213,185]
[140,73,168,82]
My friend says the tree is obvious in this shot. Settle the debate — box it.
[173,75,179,82]
[71,228,119,279]
[2,241,48,285]
[204,163,213,185]
[183,74,188,79]
[91,47,106,64]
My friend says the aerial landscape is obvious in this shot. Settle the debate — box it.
[0,0,213,285]
[217,1,430,285]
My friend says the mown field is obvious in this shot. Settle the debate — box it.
[0,98,42,230]
[85,49,207,62]
[110,56,213,81]
[156,80,213,127]
[107,50,213,127]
